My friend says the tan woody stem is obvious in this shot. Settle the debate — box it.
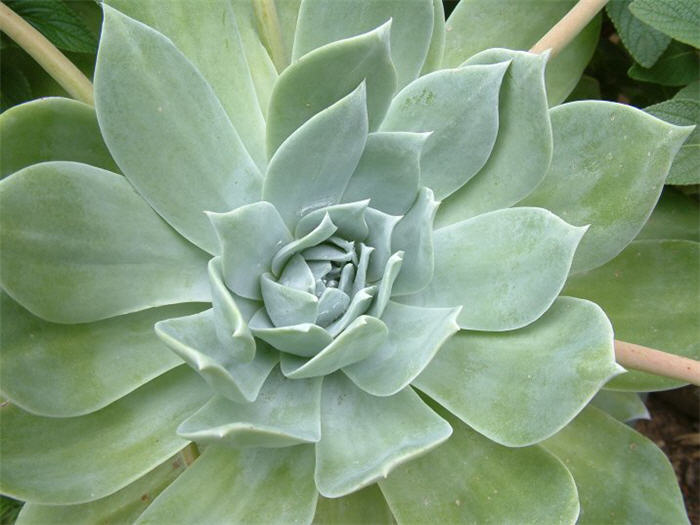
[180,442,200,467]
[615,340,700,386]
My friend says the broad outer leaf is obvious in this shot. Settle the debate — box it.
[312,484,394,525]
[590,390,649,422]
[414,297,621,447]
[95,6,262,254]
[0,97,118,179]
[17,453,187,525]
[380,63,507,200]
[636,188,700,242]
[443,0,600,106]
[543,407,688,525]
[565,240,700,391]
[135,445,317,525]
[521,101,692,273]
[267,21,395,154]
[606,0,670,68]
[315,374,452,498]
[629,0,700,48]
[379,405,580,525]
[0,162,210,324]
[105,0,267,171]
[292,0,434,89]
[0,367,210,505]
[436,49,552,225]
[0,294,203,417]
[406,207,585,331]
[420,0,446,75]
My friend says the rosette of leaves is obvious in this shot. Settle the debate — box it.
[0,1,696,524]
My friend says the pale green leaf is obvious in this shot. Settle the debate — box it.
[606,0,671,68]
[313,484,394,525]
[405,207,585,331]
[249,309,333,357]
[17,453,186,525]
[414,297,620,447]
[0,162,210,324]
[0,97,118,178]
[675,79,700,100]
[367,252,403,318]
[343,301,460,396]
[264,84,368,228]
[521,100,693,273]
[296,201,370,241]
[420,0,446,75]
[0,367,210,505]
[636,188,700,242]
[542,407,688,525]
[379,405,580,525]
[95,6,262,254]
[628,41,700,86]
[267,22,395,154]
[630,0,700,48]
[380,63,507,200]
[315,374,451,498]
[564,240,700,391]
[135,445,317,525]
[443,0,600,106]
[178,367,321,448]
[261,272,319,326]
[436,49,552,225]
[293,0,433,89]
[0,294,203,417]
[364,209,401,282]
[272,215,338,275]
[590,390,649,422]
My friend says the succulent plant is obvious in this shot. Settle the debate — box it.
[0,1,697,524]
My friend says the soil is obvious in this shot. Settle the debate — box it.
[636,387,700,524]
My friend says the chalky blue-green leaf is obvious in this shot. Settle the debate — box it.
[261,273,319,327]
[0,97,118,178]
[590,390,649,422]
[264,84,368,228]
[296,201,370,241]
[543,407,688,525]
[379,406,579,525]
[414,297,621,447]
[565,240,700,391]
[421,0,446,75]
[637,188,699,242]
[249,310,333,357]
[436,49,552,225]
[606,0,670,68]
[313,484,394,525]
[521,100,692,273]
[405,207,585,331]
[135,445,317,525]
[629,0,700,48]
[95,6,262,254]
[380,63,507,200]
[0,162,210,324]
[267,22,395,154]
[315,374,451,497]
[293,0,433,89]
[0,294,203,417]
[0,367,209,504]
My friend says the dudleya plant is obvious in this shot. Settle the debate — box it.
[0,1,697,524]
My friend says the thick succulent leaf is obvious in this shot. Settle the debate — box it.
[95,6,262,254]
[565,240,700,391]
[414,297,621,447]
[325,286,377,338]
[208,201,292,300]
[0,162,210,324]
[342,132,426,215]
[606,0,670,68]
[313,484,394,525]
[0,97,118,178]
[590,390,649,422]
[296,201,370,241]
[629,0,700,48]
[249,309,333,357]
[315,374,452,498]
[637,188,700,242]
[421,0,446,74]
[104,0,266,171]
[380,63,507,200]
[364,209,401,281]
[264,84,369,228]
[178,368,322,448]
[267,23,395,154]
[406,207,585,331]
[521,101,693,273]
[272,215,338,275]
[0,367,209,505]
[367,252,404,318]
[155,309,277,403]
[379,405,579,525]
[261,273,319,327]
[443,0,600,105]
[17,453,187,525]
[436,49,552,225]
[281,316,387,379]
[0,294,203,417]
[390,187,438,295]
[135,445,317,525]
[343,302,460,397]
[292,0,433,89]
[543,407,688,525]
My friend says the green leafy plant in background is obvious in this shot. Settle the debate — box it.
[0,1,698,523]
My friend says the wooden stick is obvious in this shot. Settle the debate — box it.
[530,0,609,58]
[615,340,700,386]
[0,1,94,105]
